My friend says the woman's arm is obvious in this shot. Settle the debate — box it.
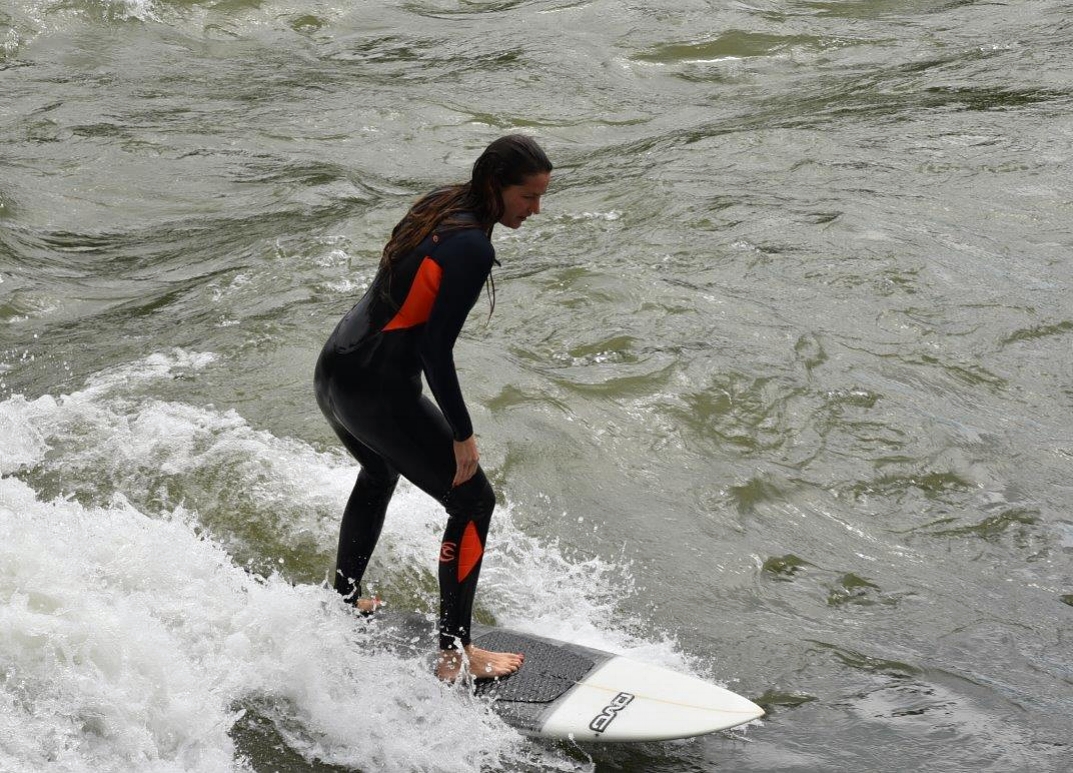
[419,229,496,448]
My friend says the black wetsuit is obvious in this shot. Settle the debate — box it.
[314,220,497,651]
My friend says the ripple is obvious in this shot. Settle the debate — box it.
[925,508,1040,543]
[760,553,814,580]
[1000,320,1073,346]
[807,640,922,679]
[634,31,834,64]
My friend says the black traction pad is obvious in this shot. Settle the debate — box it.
[471,630,596,703]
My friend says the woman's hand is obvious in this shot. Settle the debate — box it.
[453,435,480,487]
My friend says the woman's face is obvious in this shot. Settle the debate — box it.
[498,172,551,229]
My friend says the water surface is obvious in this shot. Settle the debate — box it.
[2,1,1071,771]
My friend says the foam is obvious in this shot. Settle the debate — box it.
[0,475,540,772]
[105,0,157,22]
[0,349,688,770]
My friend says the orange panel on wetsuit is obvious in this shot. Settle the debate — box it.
[382,256,443,332]
[457,520,485,583]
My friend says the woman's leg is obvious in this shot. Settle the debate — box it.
[316,355,398,605]
[326,382,515,670]
[335,453,399,602]
[436,470,495,650]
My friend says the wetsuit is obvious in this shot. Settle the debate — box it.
[314,219,497,651]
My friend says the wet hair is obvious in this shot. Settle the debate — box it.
[380,134,552,272]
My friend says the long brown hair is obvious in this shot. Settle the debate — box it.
[380,134,552,271]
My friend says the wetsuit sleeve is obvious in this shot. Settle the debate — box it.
[419,229,495,441]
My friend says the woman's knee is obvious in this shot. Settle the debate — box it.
[357,465,400,495]
[444,470,496,521]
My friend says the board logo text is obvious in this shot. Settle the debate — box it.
[589,691,635,734]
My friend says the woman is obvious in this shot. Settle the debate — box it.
[314,135,552,681]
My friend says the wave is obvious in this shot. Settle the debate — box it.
[0,348,690,771]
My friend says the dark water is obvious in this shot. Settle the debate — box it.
[2,1,1071,771]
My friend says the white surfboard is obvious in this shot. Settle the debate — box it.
[377,614,764,742]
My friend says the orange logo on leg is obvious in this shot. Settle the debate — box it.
[457,522,484,583]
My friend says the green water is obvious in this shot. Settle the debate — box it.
[2,1,1071,771]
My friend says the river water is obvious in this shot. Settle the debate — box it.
[2,1,1071,771]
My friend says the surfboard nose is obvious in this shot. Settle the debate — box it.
[539,657,764,742]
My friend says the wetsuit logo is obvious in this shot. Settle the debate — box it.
[589,692,635,734]
[439,542,457,563]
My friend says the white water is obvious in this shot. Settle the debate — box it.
[0,350,697,772]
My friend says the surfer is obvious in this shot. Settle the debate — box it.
[314,134,552,681]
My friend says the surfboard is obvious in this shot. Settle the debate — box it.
[374,613,764,742]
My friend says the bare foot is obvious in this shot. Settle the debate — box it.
[437,645,524,682]
[350,596,382,614]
